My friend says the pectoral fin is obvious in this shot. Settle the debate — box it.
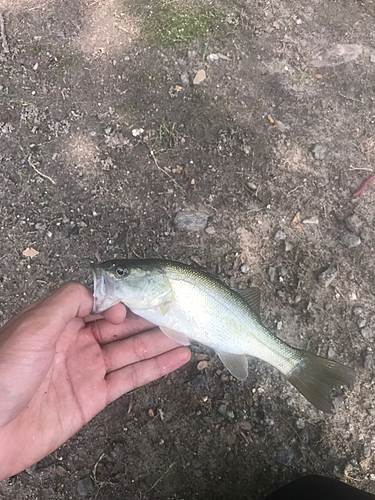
[216,351,248,380]
[238,287,261,322]
[160,326,191,346]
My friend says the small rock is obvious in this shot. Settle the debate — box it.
[285,241,293,252]
[295,420,305,431]
[227,410,235,419]
[299,429,309,445]
[332,396,345,411]
[55,465,68,477]
[191,373,209,388]
[206,53,219,62]
[218,404,227,415]
[268,266,276,282]
[148,408,155,417]
[345,214,363,234]
[226,196,237,205]
[274,229,286,241]
[191,459,202,469]
[225,451,235,468]
[205,226,215,235]
[275,447,296,467]
[197,360,208,371]
[195,469,203,477]
[363,445,371,458]
[25,464,37,475]
[77,476,94,496]
[195,353,208,361]
[318,265,338,288]
[193,69,206,85]
[240,263,250,273]
[311,44,363,67]
[361,327,373,340]
[180,72,190,86]
[371,54,375,63]
[340,233,361,248]
[353,306,364,317]
[174,211,208,231]
[357,318,367,328]
[364,353,373,370]
[238,421,251,431]
[303,216,319,225]
[33,36,42,42]
[311,144,327,160]
[132,128,144,137]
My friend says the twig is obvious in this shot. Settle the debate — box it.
[353,174,375,197]
[338,92,362,103]
[147,462,175,493]
[28,155,56,184]
[287,185,303,195]
[349,167,373,172]
[149,149,182,190]
[278,414,301,441]
[0,12,10,54]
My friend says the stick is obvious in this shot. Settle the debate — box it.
[353,174,375,197]
[0,11,10,53]
[28,155,56,184]
[149,149,182,190]
[147,462,175,493]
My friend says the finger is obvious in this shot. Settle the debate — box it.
[102,327,182,373]
[105,347,191,404]
[1,282,93,347]
[83,303,126,325]
[91,310,156,345]
[103,303,127,324]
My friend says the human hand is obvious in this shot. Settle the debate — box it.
[0,282,191,480]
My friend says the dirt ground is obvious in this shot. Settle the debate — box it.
[0,0,375,498]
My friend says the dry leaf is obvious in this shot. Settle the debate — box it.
[267,114,275,124]
[197,360,208,370]
[23,247,39,258]
[195,353,208,361]
[291,212,302,229]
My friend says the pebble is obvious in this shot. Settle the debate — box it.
[311,44,363,67]
[195,353,208,361]
[332,396,345,411]
[191,373,209,388]
[345,214,363,234]
[227,410,235,419]
[226,196,237,206]
[174,211,208,231]
[191,459,202,469]
[363,445,372,458]
[353,306,364,317]
[218,404,227,415]
[225,451,235,468]
[268,266,276,282]
[371,54,375,63]
[275,447,296,467]
[180,72,190,85]
[311,144,327,160]
[238,420,251,431]
[340,233,361,248]
[285,241,293,252]
[77,476,94,496]
[364,353,373,370]
[205,226,215,235]
[361,327,373,340]
[357,318,367,328]
[206,53,219,62]
[240,263,250,273]
[148,409,155,417]
[274,229,286,241]
[299,429,309,445]
[197,360,208,371]
[193,69,206,85]
[303,216,319,225]
[295,419,305,430]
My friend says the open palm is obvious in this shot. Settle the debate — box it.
[0,282,190,480]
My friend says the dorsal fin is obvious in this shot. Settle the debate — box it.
[238,287,261,321]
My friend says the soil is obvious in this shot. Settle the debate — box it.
[0,0,375,498]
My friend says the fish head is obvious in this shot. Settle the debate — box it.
[92,259,172,314]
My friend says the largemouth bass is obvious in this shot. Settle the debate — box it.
[92,259,355,412]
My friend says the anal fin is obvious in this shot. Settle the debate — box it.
[216,351,248,380]
[160,326,191,346]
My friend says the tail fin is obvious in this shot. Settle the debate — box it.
[287,350,355,413]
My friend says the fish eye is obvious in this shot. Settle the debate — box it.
[115,266,128,278]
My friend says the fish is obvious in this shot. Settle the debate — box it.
[92,258,355,412]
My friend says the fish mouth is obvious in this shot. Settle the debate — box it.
[91,264,119,314]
